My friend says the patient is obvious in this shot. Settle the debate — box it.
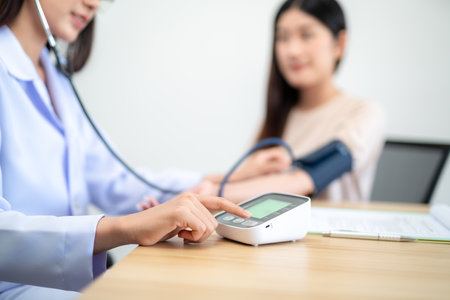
[195,0,386,203]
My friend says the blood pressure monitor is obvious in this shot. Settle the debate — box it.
[215,193,310,246]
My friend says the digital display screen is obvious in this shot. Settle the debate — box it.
[246,198,290,219]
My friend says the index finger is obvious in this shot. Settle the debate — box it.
[196,195,251,218]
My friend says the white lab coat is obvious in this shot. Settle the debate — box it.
[0,25,202,298]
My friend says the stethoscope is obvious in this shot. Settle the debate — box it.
[34,0,296,198]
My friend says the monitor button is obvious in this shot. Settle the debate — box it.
[222,215,235,221]
[232,218,245,224]
[242,220,258,227]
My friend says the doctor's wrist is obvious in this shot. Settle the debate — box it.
[94,216,131,255]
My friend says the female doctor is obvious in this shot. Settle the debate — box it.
[0,0,250,298]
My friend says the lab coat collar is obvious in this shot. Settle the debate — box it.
[0,25,41,82]
[0,25,69,131]
[40,44,73,130]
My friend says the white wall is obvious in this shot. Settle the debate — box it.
[75,0,450,204]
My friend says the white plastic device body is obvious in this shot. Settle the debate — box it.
[215,193,311,246]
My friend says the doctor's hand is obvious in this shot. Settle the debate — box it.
[94,193,250,254]
[136,196,159,210]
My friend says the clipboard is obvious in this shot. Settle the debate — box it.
[308,203,450,243]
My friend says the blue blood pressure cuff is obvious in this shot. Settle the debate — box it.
[292,140,353,196]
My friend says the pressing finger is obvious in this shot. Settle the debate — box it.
[197,195,251,218]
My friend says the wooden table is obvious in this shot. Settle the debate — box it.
[80,202,450,299]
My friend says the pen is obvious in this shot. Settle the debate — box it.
[323,230,416,242]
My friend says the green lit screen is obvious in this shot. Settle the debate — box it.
[246,199,290,219]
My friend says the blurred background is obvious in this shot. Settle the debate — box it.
[74,0,450,205]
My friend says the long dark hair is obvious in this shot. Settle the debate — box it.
[0,0,95,72]
[257,0,346,141]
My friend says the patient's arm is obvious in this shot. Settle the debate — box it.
[204,147,292,184]
[195,140,352,203]
[194,169,314,204]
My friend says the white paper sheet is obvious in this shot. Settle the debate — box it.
[309,204,450,241]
